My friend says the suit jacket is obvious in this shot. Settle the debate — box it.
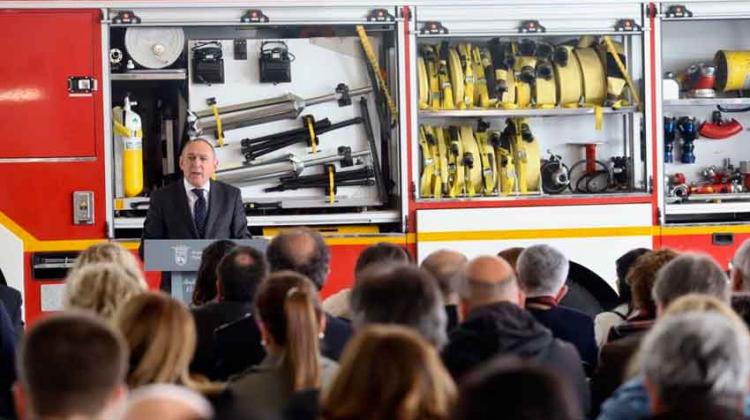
[140,179,250,291]
[0,303,17,418]
[215,312,352,380]
[141,179,250,245]
[190,300,253,380]
[0,286,22,338]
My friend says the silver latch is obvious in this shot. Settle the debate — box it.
[73,191,94,225]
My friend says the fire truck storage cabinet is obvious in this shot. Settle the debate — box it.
[410,2,654,289]
[106,7,407,239]
[658,2,750,262]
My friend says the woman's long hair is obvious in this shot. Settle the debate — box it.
[115,292,208,391]
[321,325,457,420]
[255,271,322,391]
[192,239,236,306]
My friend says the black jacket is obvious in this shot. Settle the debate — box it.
[191,301,253,380]
[442,302,590,415]
[0,286,22,338]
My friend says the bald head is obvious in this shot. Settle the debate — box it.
[266,228,330,290]
[123,384,213,420]
[459,256,520,313]
[421,249,468,303]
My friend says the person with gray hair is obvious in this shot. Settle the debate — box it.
[597,253,735,420]
[652,253,730,314]
[442,255,590,415]
[639,312,750,418]
[730,239,750,292]
[517,244,598,375]
[350,263,447,349]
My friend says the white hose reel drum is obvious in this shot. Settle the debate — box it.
[124,27,185,69]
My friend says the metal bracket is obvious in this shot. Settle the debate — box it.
[112,10,141,24]
[367,9,395,22]
[241,9,269,23]
[420,21,448,35]
[615,19,641,32]
[67,76,97,94]
[519,20,546,33]
[665,5,693,18]
[335,83,352,107]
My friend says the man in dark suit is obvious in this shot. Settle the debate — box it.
[215,228,351,378]
[191,245,267,380]
[141,138,250,290]
[517,244,598,377]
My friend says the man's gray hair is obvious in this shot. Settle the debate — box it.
[516,244,569,297]
[652,253,729,307]
[350,264,447,349]
[639,312,750,407]
[733,239,750,291]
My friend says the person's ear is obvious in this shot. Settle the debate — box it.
[731,269,743,292]
[555,284,569,303]
[215,278,223,301]
[12,382,26,419]
[517,288,527,308]
[459,298,471,320]
[319,313,327,336]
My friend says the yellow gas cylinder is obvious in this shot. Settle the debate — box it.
[113,96,144,197]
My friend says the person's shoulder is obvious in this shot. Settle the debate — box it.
[151,179,183,199]
[211,180,241,195]
[556,305,595,323]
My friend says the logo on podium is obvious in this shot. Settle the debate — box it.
[172,245,190,267]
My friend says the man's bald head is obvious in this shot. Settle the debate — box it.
[421,249,468,303]
[266,228,330,290]
[459,256,521,313]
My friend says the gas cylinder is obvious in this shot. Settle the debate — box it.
[115,96,143,197]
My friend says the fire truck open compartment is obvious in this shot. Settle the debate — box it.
[105,7,407,239]
[659,2,750,225]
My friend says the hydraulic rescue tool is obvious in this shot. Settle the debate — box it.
[215,147,369,186]
[359,97,388,205]
[189,84,369,138]
[240,116,363,162]
[264,166,375,193]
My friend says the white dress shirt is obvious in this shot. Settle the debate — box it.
[183,178,211,218]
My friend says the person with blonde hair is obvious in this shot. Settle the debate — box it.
[227,271,337,418]
[71,242,146,284]
[321,324,456,420]
[64,262,147,321]
[115,292,221,396]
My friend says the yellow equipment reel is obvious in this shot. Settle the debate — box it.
[448,48,465,110]
[715,50,750,92]
[554,45,583,107]
[459,125,483,197]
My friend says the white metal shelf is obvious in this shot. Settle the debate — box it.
[663,97,750,107]
[111,69,187,81]
[666,201,750,215]
[419,106,637,119]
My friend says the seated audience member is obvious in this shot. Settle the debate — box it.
[597,257,732,420]
[0,303,17,419]
[442,255,590,414]
[592,249,678,410]
[605,249,677,343]
[497,247,524,273]
[321,325,456,420]
[420,249,468,332]
[214,229,352,377]
[13,312,128,420]
[517,244,598,375]
[730,238,750,292]
[227,271,337,419]
[639,312,749,419]
[64,262,147,322]
[0,268,23,338]
[594,248,651,347]
[191,239,237,307]
[70,242,146,284]
[115,292,221,396]
[191,245,267,380]
[454,356,582,420]
[323,242,410,320]
[350,264,447,348]
[123,384,214,420]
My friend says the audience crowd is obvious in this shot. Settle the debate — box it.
[2,228,750,420]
